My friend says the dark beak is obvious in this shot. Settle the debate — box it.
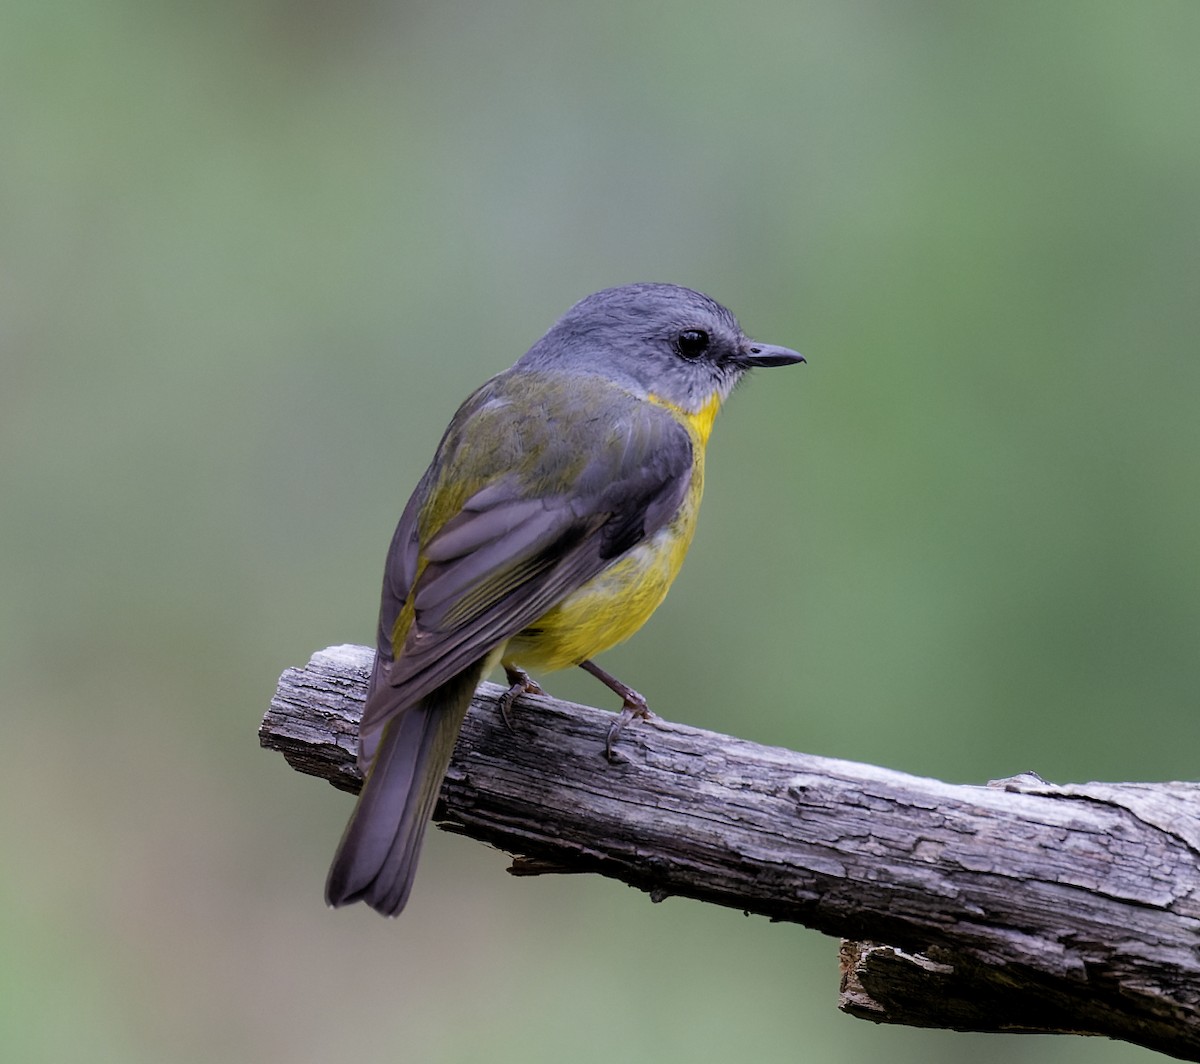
[736,341,806,368]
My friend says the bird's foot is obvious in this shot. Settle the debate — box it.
[577,659,653,761]
[604,695,652,762]
[499,666,543,730]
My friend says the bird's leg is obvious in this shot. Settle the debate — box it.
[499,665,543,730]
[577,659,652,760]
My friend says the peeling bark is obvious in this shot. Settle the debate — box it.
[263,645,1200,1060]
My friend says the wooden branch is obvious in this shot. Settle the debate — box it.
[262,645,1200,1061]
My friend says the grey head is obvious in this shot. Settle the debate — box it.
[517,283,804,414]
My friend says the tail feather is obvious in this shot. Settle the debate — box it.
[325,666,480,916]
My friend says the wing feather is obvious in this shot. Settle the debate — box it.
[358,372,694,761]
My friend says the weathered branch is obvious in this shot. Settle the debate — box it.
[262,645,1200,1060]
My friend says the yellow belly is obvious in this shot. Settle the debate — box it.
[503,427,706,674]
[503,513,696,672]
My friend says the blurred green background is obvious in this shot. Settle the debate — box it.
[3,1,1197,1061]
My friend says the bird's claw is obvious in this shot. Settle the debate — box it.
[604,695,653,762]
[499,667,543,730]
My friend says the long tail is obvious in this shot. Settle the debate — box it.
[325,666,481,916]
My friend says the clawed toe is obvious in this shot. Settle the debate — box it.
[604,698,653,761]
[499,667,543,730]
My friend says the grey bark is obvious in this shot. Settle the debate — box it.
[262,645,1200,1060]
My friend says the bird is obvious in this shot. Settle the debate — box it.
[326,282,804,915]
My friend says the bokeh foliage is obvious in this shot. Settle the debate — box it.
[2,2,1197,1061]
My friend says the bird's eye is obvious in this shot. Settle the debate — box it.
[676,329,709,359]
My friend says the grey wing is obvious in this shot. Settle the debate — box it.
[359,400,693,758]
[368,464,431,694]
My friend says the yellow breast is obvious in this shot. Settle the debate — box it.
[503,390,719,673]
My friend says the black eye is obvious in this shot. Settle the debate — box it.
[676,329,709,359]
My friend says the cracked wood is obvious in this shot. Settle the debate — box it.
[262,644,1200,1061]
